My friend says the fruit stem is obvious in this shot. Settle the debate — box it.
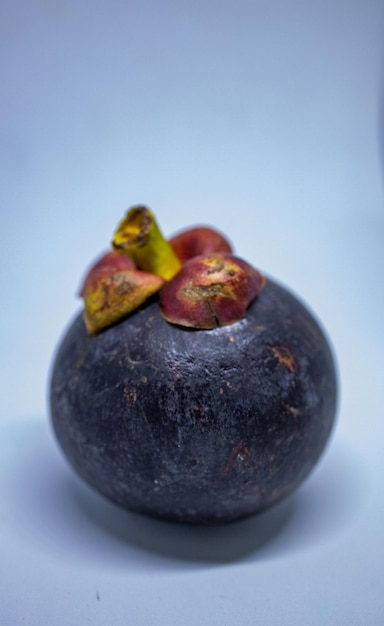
[112,206,182,281]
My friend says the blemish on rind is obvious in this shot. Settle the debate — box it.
[270,345,296,372]
[222,441,250,477]
[123,387,138,403]
[282,403,300,416]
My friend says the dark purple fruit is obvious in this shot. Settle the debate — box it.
[50,276,337,524]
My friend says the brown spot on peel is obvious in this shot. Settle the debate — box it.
[78,250,136,297]
[270,345,297,372]
[160,253,265,329]
[221,441,251,477]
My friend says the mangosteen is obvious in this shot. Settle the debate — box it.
[50,206,337,524]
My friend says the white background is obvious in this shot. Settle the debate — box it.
[1,1,384,624]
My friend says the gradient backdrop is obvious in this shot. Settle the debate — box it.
[1,1,384,624]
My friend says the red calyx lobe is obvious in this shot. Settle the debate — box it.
[169,226,233,262]
[79,215,265,333]
[160,253,265,329]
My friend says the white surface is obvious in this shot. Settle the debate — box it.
[1,1,384,624]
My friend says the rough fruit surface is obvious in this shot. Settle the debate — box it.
[50,277,337,524]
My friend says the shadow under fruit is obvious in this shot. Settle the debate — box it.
[50,206,337,524]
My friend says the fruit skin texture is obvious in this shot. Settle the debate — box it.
[50,278,337,525]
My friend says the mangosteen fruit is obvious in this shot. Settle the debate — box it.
[50,206,337,524]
